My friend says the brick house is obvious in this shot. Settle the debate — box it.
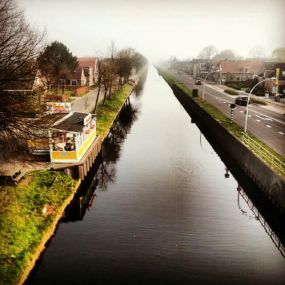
[212,60,264,82]
[65,57,98,87]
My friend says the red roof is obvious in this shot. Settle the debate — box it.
[212,60,263,75]
[78,57,96,68]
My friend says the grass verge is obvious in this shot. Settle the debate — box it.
[0,170,78,285]
[158,69,285,171]
[95,84,134,137]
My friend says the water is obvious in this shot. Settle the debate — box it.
[27,67,285,285]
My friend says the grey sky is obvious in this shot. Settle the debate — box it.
[17,0,285,61]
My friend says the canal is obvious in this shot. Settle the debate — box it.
[27,67,285,285]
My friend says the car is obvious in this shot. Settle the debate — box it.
[195,80,202,85]
[235,96,250,106]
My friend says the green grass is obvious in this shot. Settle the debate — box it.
[0,170,77,285]
[158,69,285,169]
[224,89,239,95]
[95,84,133,137]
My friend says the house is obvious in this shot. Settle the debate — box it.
[3,70,47,93]
[263,62,285,95]
[212,60,264,82]
[49,112,96,163]
[65,57,98,87]
[191,59,213,78]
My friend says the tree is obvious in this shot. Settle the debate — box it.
[0,0,47,157]
[116,48,134,85]
[213,49,237,60]
[37,41,78,92]
[272,47,285,62]
[197,45,218,59]
[249,46,266,59]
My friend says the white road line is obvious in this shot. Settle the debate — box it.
[250,109,285,125]
[278,131,284,135]
[256,119,261,122]
[266,125,271,128]
[256,114,273,121]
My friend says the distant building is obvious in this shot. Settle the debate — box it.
[263,62,285,95]
[191,59,213,78]
[212,59,264,82]
[65,57,98,87]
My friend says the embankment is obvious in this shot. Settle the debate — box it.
[158,69,285,213]
[0,72,145,285]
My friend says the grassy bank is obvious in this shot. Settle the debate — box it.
[95,83,134,137]
[159,69,285,172]
[0,81,136,285]
[0,171,78,285]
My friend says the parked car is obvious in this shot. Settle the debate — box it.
[235,96,250,106]
[195,80,202,85]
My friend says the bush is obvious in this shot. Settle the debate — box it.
[225,82,242,90]
[224,89,239,95]
[250,97,267,105]
[75,86,89,96]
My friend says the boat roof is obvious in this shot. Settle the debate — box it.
[51,112,95,133]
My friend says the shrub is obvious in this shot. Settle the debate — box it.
[224,89,239,95]
[75,86,89,96]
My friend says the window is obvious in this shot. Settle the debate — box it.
[72,80,77,86]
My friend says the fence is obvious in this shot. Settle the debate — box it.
[242,133,285,175]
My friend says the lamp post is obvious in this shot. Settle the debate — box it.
[244,78,274,133]
[202,69,220,102]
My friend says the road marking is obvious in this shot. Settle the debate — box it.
[256,114,273,121]
[250,109,285,125]
[266,125,271,128]
[278,131,284,135]
[256,119,261,122]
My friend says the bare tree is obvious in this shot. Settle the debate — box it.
[197,45,218,59]
[0,0,46,157]
[116,48,134,85]
[249,46,266,59]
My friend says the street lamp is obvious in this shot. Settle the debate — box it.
[244,77,275,133]
[202,69,220,102]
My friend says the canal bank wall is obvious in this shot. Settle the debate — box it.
[159,71,285,213]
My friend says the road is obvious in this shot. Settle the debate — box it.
[169,71,285,156]
[71,88,104,113]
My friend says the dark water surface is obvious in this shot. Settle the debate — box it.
[27,67,285,285]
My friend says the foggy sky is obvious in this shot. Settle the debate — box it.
[17,0,285,62]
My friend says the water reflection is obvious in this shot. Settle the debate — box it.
[63,98,139,221]
[27,67,285,285]
[236,184,285,258]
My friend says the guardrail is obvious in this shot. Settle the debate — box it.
[241,133,285,175]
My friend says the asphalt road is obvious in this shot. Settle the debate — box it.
[71,89,104,113]
[169,71,285,156]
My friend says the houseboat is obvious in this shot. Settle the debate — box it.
[49,112,96,163]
